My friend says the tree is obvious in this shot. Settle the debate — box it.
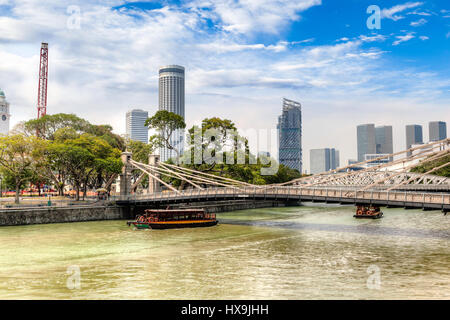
[72,134,121,200]
[24,113,90,140]
[24,113,126,151]
[126,139,154,164]
[0,135,47,203]
[180,117,301,186]
[145,110,186,164]
[46,131,122,200]
[411,154,450,178]
[85,124,126,151]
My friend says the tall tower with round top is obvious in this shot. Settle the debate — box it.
[158,65,185,161]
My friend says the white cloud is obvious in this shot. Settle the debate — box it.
[196,39,315,54]
[381,2,423,21]
[359,34,387,42]
[393,32,416,45]
[190,0,322,35]
[407,10,433,16]
[0,0,448,171]
[410,18,427,26]
[419,36,429,40]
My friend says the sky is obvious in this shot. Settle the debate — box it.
[0,0,449,172]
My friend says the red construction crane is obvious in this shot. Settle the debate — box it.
[37,42,48,119]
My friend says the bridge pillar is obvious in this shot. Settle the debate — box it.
[120,151,132,196]
[148,154,161,194]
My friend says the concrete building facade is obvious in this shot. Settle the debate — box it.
[375,125,393,161]
[310,148,340,174]
[406,124,423,156]
[357,124,376,162]
[428,121,447,142]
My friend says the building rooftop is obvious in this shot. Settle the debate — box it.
[0,89,5,98]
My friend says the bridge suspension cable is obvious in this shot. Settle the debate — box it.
[123,138,448,194]
[280,138,449,189]
[353,149,449,194]
[386,160,450,192]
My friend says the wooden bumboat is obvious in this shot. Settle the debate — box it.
[127,209,218,229]
[353,205,383,219]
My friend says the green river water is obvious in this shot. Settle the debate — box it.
[0,204,448,299]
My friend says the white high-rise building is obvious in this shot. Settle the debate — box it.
[310,148,339,174]
[158,65,185,161]
[0,89,10,136]
[126,109,149,143]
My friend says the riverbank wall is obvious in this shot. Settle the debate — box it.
[0,199,299,227]
[0,205,126,227]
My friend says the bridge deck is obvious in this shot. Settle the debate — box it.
[115,187,450,211]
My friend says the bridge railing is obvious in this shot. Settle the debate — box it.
[113,186,450,205]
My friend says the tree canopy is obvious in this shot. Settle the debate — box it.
[145,110,186,164]
[0,135,47,203]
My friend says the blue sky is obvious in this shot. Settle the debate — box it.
[0,0,449,171]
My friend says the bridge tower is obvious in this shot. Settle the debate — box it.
[120,151,132,196]
[148,154,161,194]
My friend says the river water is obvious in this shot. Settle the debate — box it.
[0,204,448,299]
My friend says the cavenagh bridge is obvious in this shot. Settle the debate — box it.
[112,138,450,214]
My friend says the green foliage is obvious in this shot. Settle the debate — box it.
[126,140,154,164]
[185,117,245,171]
[411,154,450,178]
[24,113,90,140]
[0,134,48,203]
[126,139,155,189]
[85,124,126,151]
[179,117,301,186]
[146,110,186,163]
[24,113,126,151]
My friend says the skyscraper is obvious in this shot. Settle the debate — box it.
[277,98,302,172]
[357,124,376,162]
[126,109,148,143]
[310,148,339,174]
[0,89,10,136]
[406,124,423,156]
[428,121,447,142]
[375,125,393,161]
[158,65,185,161]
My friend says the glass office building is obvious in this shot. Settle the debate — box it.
[277,98,302,173]
[428,121,447,142]
[310,148,340,174]
[357,124,376,162]
[126,109,149,143]
[405,124,423,156]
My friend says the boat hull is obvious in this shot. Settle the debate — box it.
[128,220,218,230]
[353,212,383,219]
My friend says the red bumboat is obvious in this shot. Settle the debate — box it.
[353,205,383,219]
[127,209,218,229]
